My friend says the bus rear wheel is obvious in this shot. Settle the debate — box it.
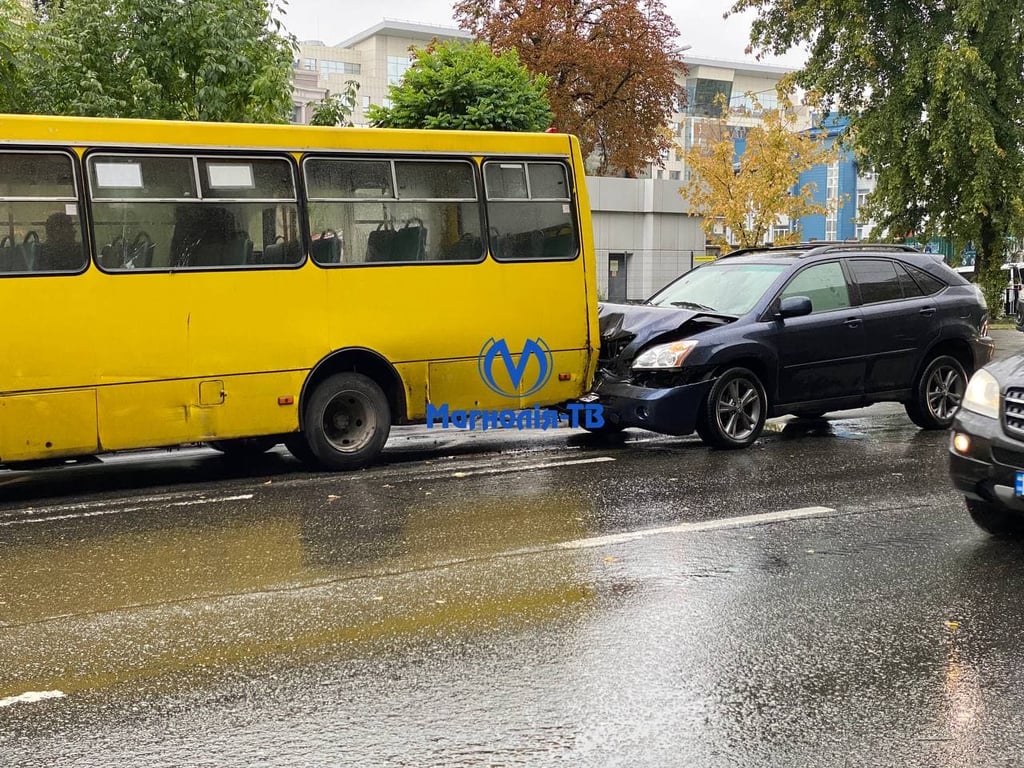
[284,434,317,466]
[303,372,391,470]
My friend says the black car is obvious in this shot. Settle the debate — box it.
[949,353,1024,536]
[584,242,993,448]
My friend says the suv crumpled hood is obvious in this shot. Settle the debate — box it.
[597,302,734,373]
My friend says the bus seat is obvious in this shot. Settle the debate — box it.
[441,234,482,261]
[18,232,40,270]
[187,244,213,266]
[171,205,237,267]
[263,242,284,263]
[366,225,396,262]
[542,232,573,259]
[311,234,341,263]
[393,220,426,261]
[129,232,155,268]
[222,231,253,266]
[132,241,155,268]
[0,234,16,271]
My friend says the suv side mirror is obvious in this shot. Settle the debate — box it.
[776,295,813,319]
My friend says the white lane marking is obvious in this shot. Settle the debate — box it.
[450,456,615,478]
[0,690,66,708]
[0,494,254,527]
[557,506,837,550]
[2,489,244,517]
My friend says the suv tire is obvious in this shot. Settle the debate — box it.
[905,354,967,429]
[697,367,767,450]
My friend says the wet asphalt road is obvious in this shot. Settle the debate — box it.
[2,332,1024,767]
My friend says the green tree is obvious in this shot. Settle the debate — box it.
[731,0,1024,306]
[310,80,360,127]
[0,0,29,112]
[27,0,295,122]
[454,0,682,176]
[682,93,837,248]
[366,41,553,132]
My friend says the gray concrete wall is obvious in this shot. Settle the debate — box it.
[586,177,708,301]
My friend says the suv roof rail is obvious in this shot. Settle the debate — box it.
[718,241,922,260]
[808,242,921,256]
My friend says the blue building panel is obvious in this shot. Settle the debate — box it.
[794,115,858,242]
[726,112,862,244]
[838,158,857,240]
[799,164,828,241]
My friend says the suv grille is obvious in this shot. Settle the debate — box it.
[1003,387,1024,437]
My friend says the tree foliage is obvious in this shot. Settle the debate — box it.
[310,80,360,127]
[681,94,837,249]
[731,0,1024,287]
[454,0,682,175]
[366,41,553,132]
[0,0,29,112]
[24,0,295,122]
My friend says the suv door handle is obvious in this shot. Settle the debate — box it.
[919,307,936,317]
[845,318,862,328]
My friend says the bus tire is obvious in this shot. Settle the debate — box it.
[284,434,318,466]
[303,372,391,470]
[207,437,278,459]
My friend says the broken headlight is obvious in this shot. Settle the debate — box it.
[632,340,699,370]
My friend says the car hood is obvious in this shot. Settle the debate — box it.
[987,351,1024,382]
[597,302,735,372]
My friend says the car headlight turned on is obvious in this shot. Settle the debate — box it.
[633,340,699,370]
[962,368,1000,419]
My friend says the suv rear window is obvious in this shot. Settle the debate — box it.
[905,264,946,295]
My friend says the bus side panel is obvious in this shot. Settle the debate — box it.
[425,349,591,418]
[0,390,99,461]
[323,259,592,417]
[95,371,306,450]
[182,270,326,378]
[187,371,305,441]
[96,380,197,451]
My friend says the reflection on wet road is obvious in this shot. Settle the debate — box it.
[1,396,1024,766]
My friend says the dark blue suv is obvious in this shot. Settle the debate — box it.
[585,243,993,448]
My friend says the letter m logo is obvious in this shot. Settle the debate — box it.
[478,337,553,398]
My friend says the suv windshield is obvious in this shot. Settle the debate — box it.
[647,262,789,315]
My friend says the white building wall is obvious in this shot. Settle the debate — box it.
[587,177,707,301]
[293,22,471,125]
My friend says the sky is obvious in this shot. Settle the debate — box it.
[280,0,808,68]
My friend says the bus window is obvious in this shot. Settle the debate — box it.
[304,157,484,265]
[484,161,579,261]
[88,153,301,270]
[0,151,86,274]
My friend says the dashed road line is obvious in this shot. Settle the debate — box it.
[557,506,837,550]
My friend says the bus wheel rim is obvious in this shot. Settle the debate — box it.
[322,390,376,453]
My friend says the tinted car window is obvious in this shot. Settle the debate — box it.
[850,259,902,304]
[778,261,850,313]
[893,261,923,298]
[906,264,946,295]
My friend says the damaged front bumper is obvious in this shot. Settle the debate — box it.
[583,372,713,436]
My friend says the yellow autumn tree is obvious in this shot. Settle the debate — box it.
[681,91,839,249]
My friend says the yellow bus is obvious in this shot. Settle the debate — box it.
[0,114,599,470]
